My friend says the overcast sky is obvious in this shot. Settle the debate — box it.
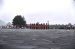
[0,0,75,24]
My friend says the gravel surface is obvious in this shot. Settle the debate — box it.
[0,29,75,49]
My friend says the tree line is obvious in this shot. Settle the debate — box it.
[12,15,75,29]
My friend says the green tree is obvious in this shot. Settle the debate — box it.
[12,15,26,28]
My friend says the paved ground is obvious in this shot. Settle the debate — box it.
[0,29,75,49]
